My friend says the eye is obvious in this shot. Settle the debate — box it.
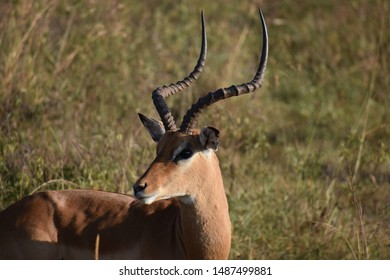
[175,148,194,162]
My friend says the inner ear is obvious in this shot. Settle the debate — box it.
[138,113,165,142]
[200,127,220,151]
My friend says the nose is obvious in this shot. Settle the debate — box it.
[133,183,147,197]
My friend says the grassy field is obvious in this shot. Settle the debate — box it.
[0,0,389,259]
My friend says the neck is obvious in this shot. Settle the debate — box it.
[179,156,231,259]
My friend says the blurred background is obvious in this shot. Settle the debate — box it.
[0,0,389,259]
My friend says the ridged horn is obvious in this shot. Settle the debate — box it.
[179,8,268,134]
[152,11,207,131]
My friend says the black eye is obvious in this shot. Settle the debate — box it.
[175,149,194,161]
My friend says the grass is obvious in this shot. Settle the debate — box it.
[1,0,389,259]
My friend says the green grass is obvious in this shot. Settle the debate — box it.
[1,0,389,259]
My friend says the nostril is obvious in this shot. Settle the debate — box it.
[133,183,147,194]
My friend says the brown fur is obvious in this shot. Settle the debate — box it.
[0,130,231,259]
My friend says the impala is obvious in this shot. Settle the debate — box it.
[0,9,268,260]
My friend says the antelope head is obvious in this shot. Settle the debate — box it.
[133,9,268,205]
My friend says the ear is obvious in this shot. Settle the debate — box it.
[200,126,220,151]
[138,113,165,142]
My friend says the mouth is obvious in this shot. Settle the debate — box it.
[134,190,159,205]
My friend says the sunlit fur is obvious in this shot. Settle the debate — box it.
[0,129,231,260]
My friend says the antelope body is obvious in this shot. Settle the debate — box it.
[0,9,268,260]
